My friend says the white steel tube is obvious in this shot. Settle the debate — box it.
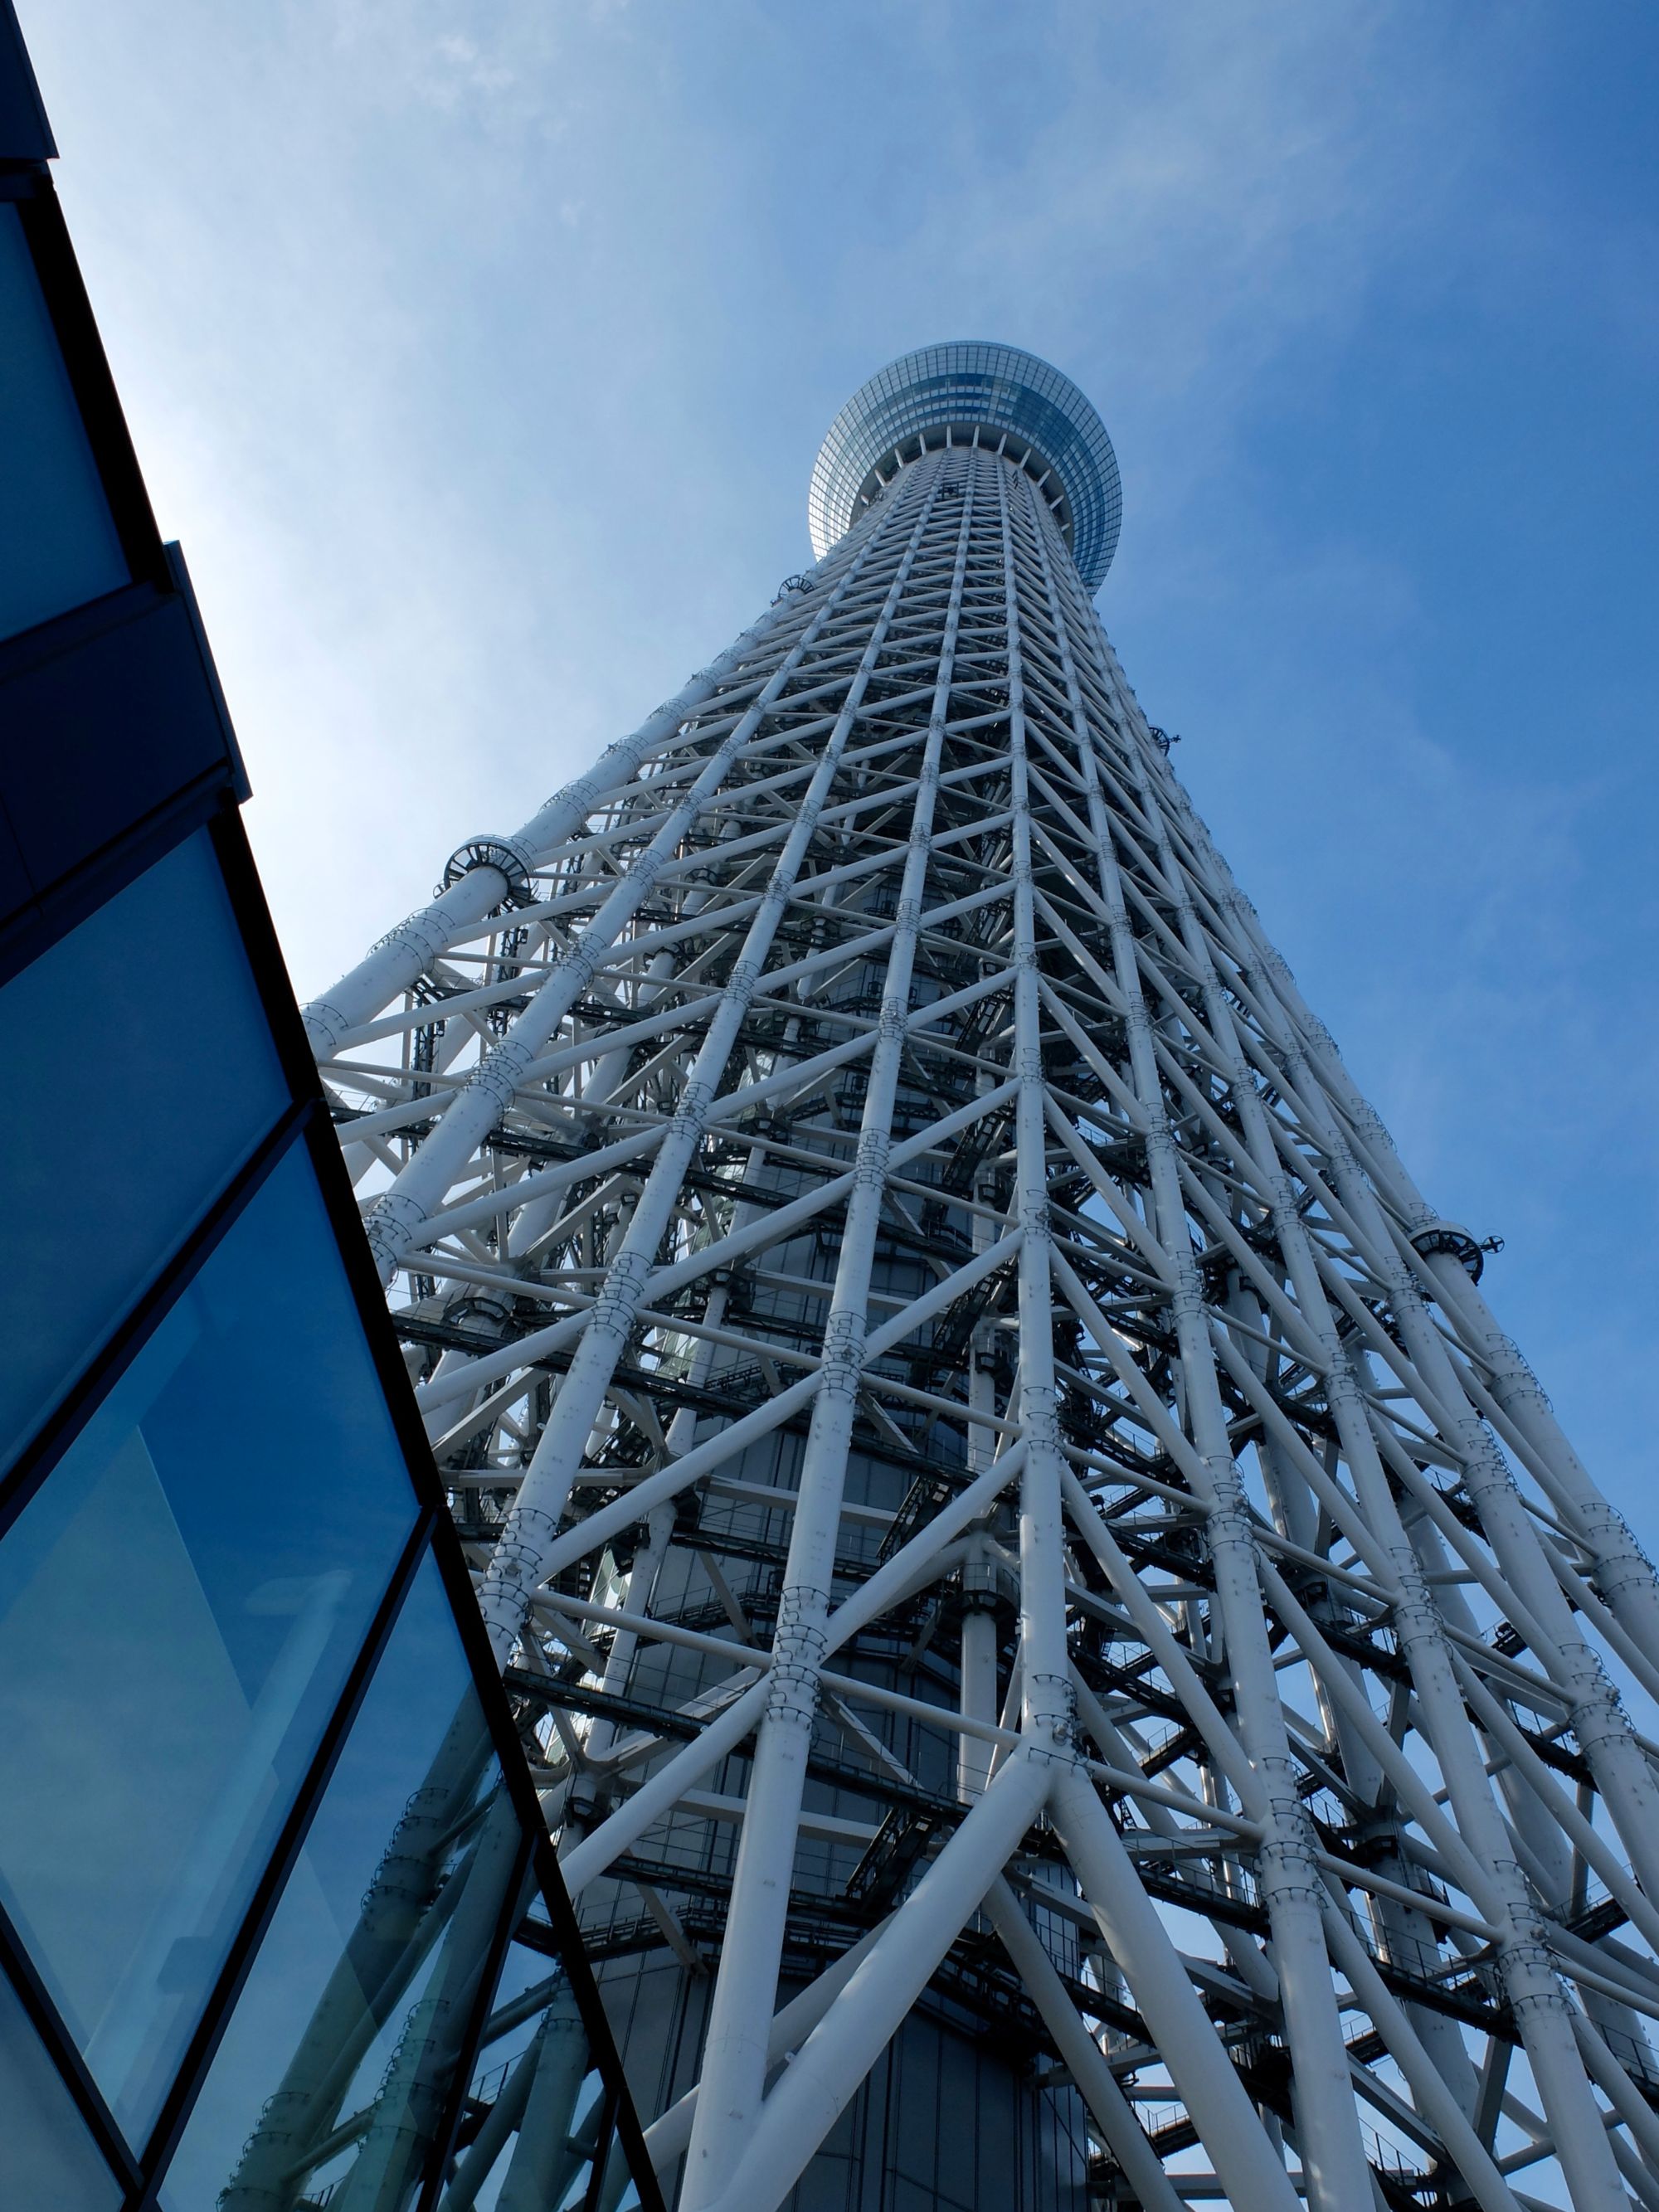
[680,462,980,2204]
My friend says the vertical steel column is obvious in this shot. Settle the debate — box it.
[1020,488,1370,2211]
[679,455,975,2207]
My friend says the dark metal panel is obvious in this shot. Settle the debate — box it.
[0,581,246,936]
[0,0,54,162]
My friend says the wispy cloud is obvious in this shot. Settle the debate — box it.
[21,0,1659,1504]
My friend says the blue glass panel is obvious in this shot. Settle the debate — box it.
[0,1142,419,2142]
[440,1902,643,2212]
[0,1966,122,2211]
[0,202,129,640]
[0,829,287,1472]
[161,1555,515,2211]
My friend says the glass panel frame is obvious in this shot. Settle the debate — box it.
[154,1553,529,2212]
[0,823,289,1474]
[0,1950,127,2212]
[0,1134,423,2142]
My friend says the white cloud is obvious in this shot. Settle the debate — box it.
[18,0,1657,1502]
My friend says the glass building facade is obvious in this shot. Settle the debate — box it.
[0,12,661,2208]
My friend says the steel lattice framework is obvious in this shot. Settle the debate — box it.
[303,347,1659,2212]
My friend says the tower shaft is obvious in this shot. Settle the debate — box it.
[307,369,1659,2212]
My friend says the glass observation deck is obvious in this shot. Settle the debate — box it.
[807,340,1122,591]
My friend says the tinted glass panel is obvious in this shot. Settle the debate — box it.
[161,1555,514,2211]
[0,1142,418,2141]
[0,1966,122,2212]
[0,201,128,639]
[452,1907,629,2212]
[0,829,287,1471]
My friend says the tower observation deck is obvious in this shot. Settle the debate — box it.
[301,342,1659,2212]
[808,341,1122,591]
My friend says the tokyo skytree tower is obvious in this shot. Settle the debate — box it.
[304,343,1659,2212]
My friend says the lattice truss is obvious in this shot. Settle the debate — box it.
[304,440,1659,2212]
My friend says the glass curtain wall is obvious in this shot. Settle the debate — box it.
[0,12,659,2209]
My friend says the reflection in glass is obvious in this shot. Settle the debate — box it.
[162,1557,516,2211]
[0,829,287,1471]
[439,1908,616,2212]
[0,1966,122,2212]
[0,201,129,640]
[166,1552,650,2211]
[0,1143,417,2141]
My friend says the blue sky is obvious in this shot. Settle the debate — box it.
[24,1,1659,1525]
